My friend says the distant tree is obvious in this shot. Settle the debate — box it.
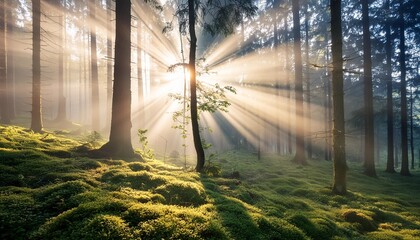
[292,0,306,165]
[98,0,135,158]
[31,0,43,133]
[55,0,66,122]
[384,0,395,173]
[398,0,410,176]
[0,0,9,124]
[89,0,100,131]
[331,0,347,195]
[362,0,376,177]
[106,0,113,127]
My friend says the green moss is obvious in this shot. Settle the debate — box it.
[81,214,134,240]
[342,209,377,232]
[154,180,207,206]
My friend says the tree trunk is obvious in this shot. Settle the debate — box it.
[284,17,292,155]
[56,10,66,122]
[6,0,15,120]
[106,0,112,128]
[0,0,9,124]
[304,0,312,159]
[331,0,347,195]
[398,0,410,176]
[385,0,395,173]
[90,0,100,131]
[99,0,135,159]
[362,0,376,177]
[31,0,42,132]
[292,0,306,165]
[188,0,205,172]
[137,19,144,126]
[410,86,414,169]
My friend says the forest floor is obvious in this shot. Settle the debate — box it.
[0,125,419,240]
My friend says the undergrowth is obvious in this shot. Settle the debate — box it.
[0,125,419,239]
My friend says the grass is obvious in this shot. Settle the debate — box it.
[0,125,419,239]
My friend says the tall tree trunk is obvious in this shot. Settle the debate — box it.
[304,0,312,159]
[292,0,306,164]
[385,0,395,173]
[99,0,135,158]
[106,0,112,128]
[409,86,414,169]
[90,0,100,131]
[188,0,205,172]
[285,17,292,155]
[0,0,9,124]
[331,0,347,195]
[324,18,332,162]
[56,9,66,122]
[398,0,410,176]
[31,0,42,132]
[362,0,376,177]
[6,0,15,120]
[137,19,144,126]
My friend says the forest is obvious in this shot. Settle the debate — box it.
[0,0,419,239]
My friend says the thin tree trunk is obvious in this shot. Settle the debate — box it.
[99,0,135,158]
[398,0,410,176]
[106,0,112,128]
[385,0,395,173]
[292,0,306,165]
[90,0,100,131]
[362,0,376,177]
[31,0,42,132]
[304,0,312,159]
[285,17,292,155]
[331,0,347,195]
[410,86,414,169]
[0,0,9,124]
[56,9,66,122]
[188,0,205,172]
[6,0,15,119]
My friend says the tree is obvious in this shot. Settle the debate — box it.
[98,0,135,158]
[56,0,66,122]
[173,0,257,172]
[89,0,100,131]
[331,0,347,195]
[398,0,410,176]
[292,0,306,165]
[362,0,376,177]
[31,0,43,133]
[384,0,395,173]
[106,0,113,127]
[0,0,9,124]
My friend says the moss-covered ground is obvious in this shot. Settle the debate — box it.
[0,125,419,239]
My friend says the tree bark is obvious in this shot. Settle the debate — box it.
[99,0,135,159]
[385,0,395,173]
[292,0,306,164]
[56,8,66,122]
[304,0,312,159]
[90,0,100,131]
[331,0,347,194]
[398,0,410,176]
[106,0,112,128]
[362,0,376,177]
[6,0,15,120]
[0,0,9,124]
[188,0,205,172]
[31,0,43,132]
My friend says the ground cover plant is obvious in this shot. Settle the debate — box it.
[0,125,419,239]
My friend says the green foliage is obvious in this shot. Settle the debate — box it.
[81,214,134,240]
[84,131,103,148]
[137,129,155,159]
